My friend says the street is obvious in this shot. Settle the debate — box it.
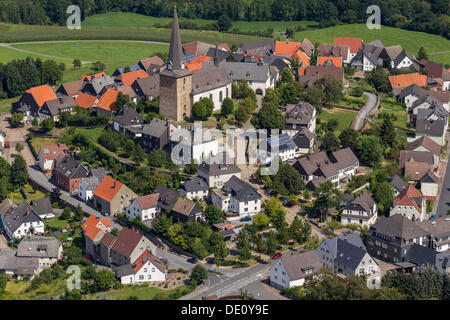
[436,156,450,217]
[352,92,378,131]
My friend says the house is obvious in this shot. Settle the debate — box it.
[192,56,232,111]
[399,84,426,108]
[16,236,63,271]
[0,251,40,280]
[384,45,404,63]
[30,198,54,219]
[415,105,449,146]
[183,41,226,58]
[316,233,380,282]
[275,41,301,58]
[366,214,430,263]
[171,197,204,223]
[140,118,177,153]
[404,159,433,182]
[198,152,241,188]
[404,244,450,274]
[408,94,445,121]
[116,85,138,104]
[419,170,439,200]
[390,185,426,222]
[317,44,350,64]
[293,148,359,190]
[185,55,212,71]
[81,74,114,97]
[421,59,450,91]
[258,133,297,164]
[269,250,322,289]
[56,80,84,98]
[221,61,275,95]
[78,168,107,202]
[292,128,314,155]
[96,88,118,116]
[113,249,166,284]
[0,201,45,239]
[112,106,144,136]
[407,135,442,167]
[388,73,427,95]
[303,65,344,83]
[349,42,384,71]
[389,175,409,197]
[138,56,165,73]
[425,90,450,112]
[290,49,310,68]
[399,149,436,171]
[154,185,181,213]
[341,192,378,227]
[118,69,149,86]
[38,95,76,122]
[12,84,57,118]
[125,193,160,223]
[391,50,421,71]
[211,176,261,221]
[283,101,316,137]
[75,92,98,110]
[81,72,107,82]
[317,56,342,68]
[81,214,111,262]
[92,176,137,216]
[179,178,209,200]
[38,143,67,173]
[53,155,89,194]
[298,38,315,58]
[238,40,275,55]
[131,75,159,101]
[419,216,450,252]
[113,64,142,77]
[333,38,363,61]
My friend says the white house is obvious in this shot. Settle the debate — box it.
[38,143,67,173]
[341,192,378,227]
[114,250,166,285]
[1,201,45,239]
[420,171,439,200]
[179,178,209,200]
[126,194,160,222]
[292,128,314,156]
[269,251,322,289]
[390,185,426,222]
[258,133,297,164]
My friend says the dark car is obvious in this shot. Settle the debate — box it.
[272,252,282,260]
[188,257,198,264]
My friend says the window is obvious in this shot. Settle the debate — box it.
[139,275,144,280]
[152,268,155,272]
[219,91,223,102]
[148,275,151,279]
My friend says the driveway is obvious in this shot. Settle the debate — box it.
[0,113,35,166]
[352,92,377,131]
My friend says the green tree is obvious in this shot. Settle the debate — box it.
[251,101,286,130]
[74,205,84,221]
[148,149,166,167]
[367,67,390,93]
[253,212,270,229]
[356,135,383,165]
[10,155,28,188]
[217,14,232,31]
[15,143,23,153]
[270,162,305,195]
[339,128,360,149]
[184,160,198,174]
[378,116,396,147]
[204,205,224,224]
[221,97,234,117]
[10,113,24,128]
[213,241,229,266]
[265,231,279,256]
[132,144,145,163]
[73,59,81,69]
[417,46,428,60]
[190,264,208,284]
[154,214,172,235]
[192,100,208,119]
[40,118,55,132]
[373,182,394,213]
[320,132,340,153]
[0,273,7,290]
[124,140,135,158]
[91,61,105,73]
[61,207,71,220]
[238,244,252,263]
[93,269,116,292]
[264,197,286,229]
[281,67,294,83]
[312,181,342,219]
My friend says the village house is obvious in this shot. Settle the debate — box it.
[38,95,76,122]
[0,252,40,280]
[420,59,450,91]
[131,74,159,101]
[301,65,345,83]
[292,128,315,156]
[399,149,436,173]
[56,79,84,98]
[316,233,380,282]
[269,250,322,289]
[283,101,316,138]
[1,201,45,239]
[16,236,63,271]
[408,94,445,121]
[75,92,98,110]
[388,73,428,95]
[53,155,89,194]
[390,185,426,222]
[317,44,350,64]
[154,185,181,213]
[96,88,118,116]
[38,143,67,173]
[113,249,166,284]
[293,148,359,190]
[140,118,177,153]
[92,176,137,216]
[81,74,114,97]
[112,105,144,137]
[12,84,58,119]
[333,37,363,62]
[399,84,426,108]
[407,135,441,166]
[30,198,54,219]
[341,192,378,227]
[125,193,160,223]
[258,133,297,164]
[197,152,242,188]
[179,178,209,200]
[275,41,301,58]
[403,244,450,274]
[419,216,450,252]
[238,40,275,56]
[138,55,165,74]
[419,170,439,200]
[389,175,409,197]
[78,168,107,202]
[414,104,449,146]
[171,197,205,223]
[366,214,430,264]
[349,41,385,71]
[82,214,111,262]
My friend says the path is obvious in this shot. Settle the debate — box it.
[429,50,450,56]
[352,92,378,131]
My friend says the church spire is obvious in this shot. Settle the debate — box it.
[167,6,184,71]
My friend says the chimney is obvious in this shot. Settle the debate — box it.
[113,181,116,188]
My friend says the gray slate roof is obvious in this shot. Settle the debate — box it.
[292,128,314,149]
[17,236,62,259]
[368,215,429,240]
[405,243,450,274]
[142,118,170,138]
[279,250,322,281]
[335,238,368,271]
[29,198,53,217]
[2,201,43,234]
[317,232,366,260]
[154,185,181,211]
[220,61,270,82]
[389,175,409,193]
[54,156,88,179]
[239,40,275,53]
[114,106,144,127]
[198,152,241,177]
[343,191,376,216]
[191,63,232,95]
[285,101,315,126]
[181,178,209,193]
[223,176,261,202]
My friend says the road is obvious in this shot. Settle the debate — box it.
[352,92,377,131]
[436,154,450,217]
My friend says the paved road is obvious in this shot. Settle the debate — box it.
[352,92,377,131]
[436,157,450,217]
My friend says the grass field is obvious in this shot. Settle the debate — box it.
[87,284,193,300]
[3,278,67,300]
[318,108,358,134]
[76,127,105,143]
[22,184,46,202]
[293,24,450,65]
[46,218,70,229]
[377,103,409,130]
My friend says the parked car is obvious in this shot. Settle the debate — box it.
[272,252,282,260]
[4,141,10,148]
[240,216,252,222]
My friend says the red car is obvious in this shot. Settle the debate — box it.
[272,252,282,260]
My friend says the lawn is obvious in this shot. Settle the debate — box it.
[3,278,67,300]
[377,100,408,130]
[317,108,358,134]
[293,24,450,65]
[0,96,16,114]
[22,184,46,202]
[0,46,68,64]
[87,284,193,300]
[46,218,69,229]
[8,191,24,205]
[76,127,105,143]
[30,137,59,155]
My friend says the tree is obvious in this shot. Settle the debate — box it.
[320,76,343,104]
[270,162,305,195]
[190,264,208,284]
[356,135,383,165]
[325,119,339,132]
[115,92,129,113]
[264,197,286,229]
[288,216,311,244]
[192,100,208,119]
[15,143,23,153]
[148,149,166,167]
[217,14,232,31]
[184,160,198,174]
[378,117,396,147]
[339,128,360,149]
[213,240,229,266]
[124,140,135,158]
[265,231,279,256]
[73,59,81,69]
[204,205,224,224]
[10,155,28,188]
[91,61,105,73]
[367,67,390,93]
[281,67,294,83]
[154,214,172,235]
[320,132,340,153]
[40,118,54,132]
[251,101,286,131]
[10,113,24,128]
[312,181,342,219]
[61,207,71,220]
[253,212,270,229]
[132,144,145,163]
[417,46,428,60]
[235,102,251,124]
[93,269,116,292]
[238,244,252,263]
[221,97,234,117]
[373,182,394,213]
[200,97,214,117]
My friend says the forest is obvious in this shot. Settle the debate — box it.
[0,0,448,38]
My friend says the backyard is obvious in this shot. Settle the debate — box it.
[317,108,358,134]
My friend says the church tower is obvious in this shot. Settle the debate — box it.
[159,7,192,122]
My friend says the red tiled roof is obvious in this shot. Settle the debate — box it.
[388,73,427,89]
[136,193,159,210]
[82,214,110,240]
[291,49,310,66]
[333,37,363,53]
[39,143,67,160]
[75,92,97,109]
[298,66,306,76]
[119,70,150,86]
[219,43,230,52]
[140,56,165,71]
[394,185,423,213]
[26,85,57,107]
[185,61,203,71]
[275,41,301,56]
[93,175,123,203]
[82,72,107,81]
[191,55,212,64]
[317,56,342,68]
[97,88,118,112]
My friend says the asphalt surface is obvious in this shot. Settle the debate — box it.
[436,157,450,217]
[353,92,377,131]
